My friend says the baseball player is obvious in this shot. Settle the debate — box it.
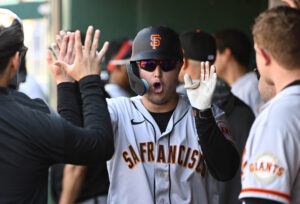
[239,6,300,204]
[54,26,239,204]
[0,9,113,203]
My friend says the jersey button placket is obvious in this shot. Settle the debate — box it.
[155,138,170,204]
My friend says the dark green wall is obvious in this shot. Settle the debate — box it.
[69,0,267,41]
[69,0,267,68]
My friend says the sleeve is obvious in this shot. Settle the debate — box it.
[239,122,297,204]
[57,82,82,127]
[61,75,114,165]
[193,107,240,181]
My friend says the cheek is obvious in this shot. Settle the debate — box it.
[164,71,179,86]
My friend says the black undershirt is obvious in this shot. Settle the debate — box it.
[149,109,175,133]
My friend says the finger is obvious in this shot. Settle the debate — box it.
[210,73,217,92]
[60,30,66,36]
[205,61,210,81]
[84,26,93,55]
[97,41,109,62]
[91,29,100,57]
[46,50,54,67]
[200,62,204,81]
[59,35,69,61]
[75,30,83,60]
[71,44,76,63]
[50,42,59,59]
[55,35,62,49]
[66,33,75,63]
[57,30,66,49]
[210,65,216,79]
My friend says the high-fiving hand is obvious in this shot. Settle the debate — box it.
[184,61,217,110]
[46,31,75,84]
[53,26,109,81]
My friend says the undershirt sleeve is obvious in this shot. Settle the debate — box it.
[60,75,114,165]
[193,107,240,181]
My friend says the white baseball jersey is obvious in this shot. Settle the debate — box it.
[106,95,231,204]
[231,72,263,116]
[239,84,300,204]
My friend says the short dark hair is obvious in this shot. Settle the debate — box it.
[0,17,24,72]
[213,29,252,67]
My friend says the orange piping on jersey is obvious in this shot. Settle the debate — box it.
[241,187,290,201]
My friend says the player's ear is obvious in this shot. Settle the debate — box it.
[182,57,188,70]
[10,51,20,71]
[223,48,232,60]
[259,48,271,66]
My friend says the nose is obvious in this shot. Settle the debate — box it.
[153,64,162,77]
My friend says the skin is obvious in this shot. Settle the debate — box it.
[254,43,300,94]
[139,62,181,113]
[282,0,300,8]
[258,77,276,103]
[214,48,247,86]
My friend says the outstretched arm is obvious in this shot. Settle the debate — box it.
[184,61,239,181]
[47,27,110,203]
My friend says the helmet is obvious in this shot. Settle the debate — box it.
[130,26,183,62]
[127,26,183,96]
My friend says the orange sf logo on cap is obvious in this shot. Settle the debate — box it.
[150,34,162,49]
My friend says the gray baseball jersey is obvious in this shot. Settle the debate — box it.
[106,95,232,204]
[239,84,300,204]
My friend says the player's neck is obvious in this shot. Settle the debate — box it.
[273,67,300,94]
[224,61,247,86]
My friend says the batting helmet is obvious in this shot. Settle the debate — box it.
[127,26,183,95]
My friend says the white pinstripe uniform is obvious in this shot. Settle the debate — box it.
[239,84,300,204]
[106,95,232,204]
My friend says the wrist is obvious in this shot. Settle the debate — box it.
[193,107,213,119]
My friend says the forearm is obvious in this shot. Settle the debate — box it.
[58,82,86,203]
[63,75,114,164]
[59,165,87,204]
[194,108,240,181]
[57,82,82,126]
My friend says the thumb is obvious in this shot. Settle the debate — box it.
[54,60,70,73]
[184,73,193,87]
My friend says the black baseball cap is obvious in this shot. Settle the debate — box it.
[180,29,216,63]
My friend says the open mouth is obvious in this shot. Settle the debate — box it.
[152,82,163,94]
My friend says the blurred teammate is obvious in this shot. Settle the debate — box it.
[213,29,263,115]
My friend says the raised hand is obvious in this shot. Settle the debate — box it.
[54,26,109,81]
[46,32,75,84]
[184,61,217,110]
